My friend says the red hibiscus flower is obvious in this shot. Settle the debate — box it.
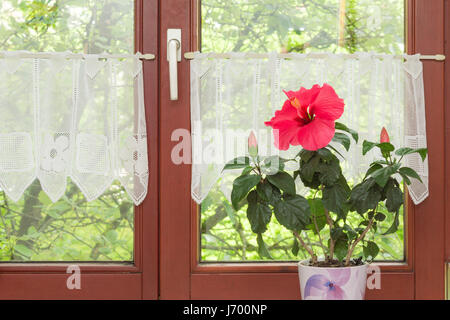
[265,84,345,151]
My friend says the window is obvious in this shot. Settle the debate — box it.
[200,0,405,262]
[0,0,134,262]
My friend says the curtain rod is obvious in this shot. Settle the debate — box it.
[183,52,445,61]
[0,52,156,60]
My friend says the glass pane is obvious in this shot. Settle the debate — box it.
[200,0,405,262]
[201,0,404,54]
[0,0,134,262]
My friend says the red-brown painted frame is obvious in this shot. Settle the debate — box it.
[445,0,450,286]
[0,0,159,299]
[159,0,446,300]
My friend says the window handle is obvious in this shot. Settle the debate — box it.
[167,29,181,101]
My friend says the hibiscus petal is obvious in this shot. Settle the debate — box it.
[326,285,346,300]
[265,100,303,150]
[304,274,329,299]
[310,83,345,121]
[284,85,321,107]
[297,84,321,108]
[265,119,301,150]
[270,100,298,121]
[297,118,335,151]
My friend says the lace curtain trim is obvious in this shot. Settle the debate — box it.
[0,51,148,205]
[190,52,428,205]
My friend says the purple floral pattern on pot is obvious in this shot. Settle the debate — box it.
[298,261,368,300]
[304,268,351,300]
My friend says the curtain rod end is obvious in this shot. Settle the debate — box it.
[184,52,195,60]
[139,53,156,60]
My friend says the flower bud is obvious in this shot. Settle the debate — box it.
[248,131,258,157]
[380,127,390,143]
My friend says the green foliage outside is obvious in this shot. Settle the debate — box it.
[200,0,406,262]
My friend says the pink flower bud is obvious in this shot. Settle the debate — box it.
[248,131,258,157]
[380,127,390,143]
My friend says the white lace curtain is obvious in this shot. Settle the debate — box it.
[0,51,148,205]
[190,52,428,205]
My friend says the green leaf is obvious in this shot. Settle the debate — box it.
[317,148,335,162]
[417,148,428,161]
[364,163,383,179]
[383,210,400,235]
[375,212,386,221]
[27,226,37,235]
[395,147,428,161]
[223,201,239,227]
[14,244,33,258]
[307,199,326,233]
[223,156,251,171]
[256,182,270,202]
[349,178,382,215]
[363,241,379,260]
[241,166,253,175]
[322,184,350,218]
[399,167,423,183]
[377,142,395,154]
[273,194,311,231]
[318,160,341,186]
[298,149,316,162]
[231,174,261,210]
[327,144,345,159]
[261,155,288,173]
[47,209,60,219]
[308,198,325,216]
[370,163,401,187]
[246,190,272,233]
[343,224,358,240]
[398,172,411,185]
[334,238,348,261]
[363,140,395,156]
[105,230,118,243]
[38,191,52,206]
[335,122,358,143]
[266,171,296,195]
[332,132,351,151]
[331,227,345,241]
[256,233,272,259]
[362,140,378,155]
[385,182,403,213]
[299,154,320,182]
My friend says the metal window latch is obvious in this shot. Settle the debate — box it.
[167,29,181,100]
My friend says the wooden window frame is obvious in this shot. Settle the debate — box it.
[159,0,446,300]
[0,0,444,301]
[0,0,159,300]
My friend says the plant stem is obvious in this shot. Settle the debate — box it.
[312,215,327,257]
[323,208,335,262]
[344,217,375,266]
[293,231,317,264]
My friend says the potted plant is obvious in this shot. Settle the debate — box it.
[223,84,427,300]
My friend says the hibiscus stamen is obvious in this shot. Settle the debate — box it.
[290,97,301,109]
[307,105,314,119]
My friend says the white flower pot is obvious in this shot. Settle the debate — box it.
[298,260,368,300]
